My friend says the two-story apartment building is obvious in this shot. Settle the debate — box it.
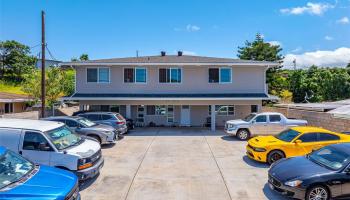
[62,52,278,131]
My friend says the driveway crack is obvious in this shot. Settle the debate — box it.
[204,135,233,200]
[124,129,159,200]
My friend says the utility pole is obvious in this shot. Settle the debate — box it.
[41,11,46,118]
[293,59,296,70]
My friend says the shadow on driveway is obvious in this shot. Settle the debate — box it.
[125,127,225,137]
[79,173,100,191]
[242,155,270,168]
[263,183,292,200]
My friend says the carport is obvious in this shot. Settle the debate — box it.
[67,93,270,131]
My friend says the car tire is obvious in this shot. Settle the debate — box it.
[306,185,330,200]
[267,150,285,164]
[89,135,102,144]
[236,129,250,141]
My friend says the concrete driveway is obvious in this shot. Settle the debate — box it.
[80,128,288,200]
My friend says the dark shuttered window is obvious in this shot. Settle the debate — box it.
[87,68,98,82]
[159,69,167,83]
[124,68,134,83]
[209,68,219,83]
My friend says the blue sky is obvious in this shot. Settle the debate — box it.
[1,0,350,67]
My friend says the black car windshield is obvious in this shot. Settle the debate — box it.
[0,150,34,190]
[243,114,256,122]
[77,118,97,127]
[309,146,350,170]
[45,126,82,150]
[275,129,301,142]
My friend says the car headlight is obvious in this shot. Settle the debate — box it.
[285,180,303,187]
[228,124,236,129]
[104,131,114,136]
[78,158,92,170]
[253,147,266,152]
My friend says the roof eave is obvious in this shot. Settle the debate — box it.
[59,62,279,67]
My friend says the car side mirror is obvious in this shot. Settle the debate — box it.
[252,120,256,124]
[294,139,302,144]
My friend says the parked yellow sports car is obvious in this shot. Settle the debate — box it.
[246,126,350,164]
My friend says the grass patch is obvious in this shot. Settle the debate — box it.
[0,81,27,95]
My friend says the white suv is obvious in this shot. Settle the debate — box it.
[0,118,104,180]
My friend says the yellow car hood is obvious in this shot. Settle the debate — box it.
[248,136,283,147]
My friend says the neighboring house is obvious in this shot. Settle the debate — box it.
[61,52,278,130]
[36,59,62,69]
[0,92,32,114]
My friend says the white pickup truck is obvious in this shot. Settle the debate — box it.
[225,112,308,140]
[0,119,104,180]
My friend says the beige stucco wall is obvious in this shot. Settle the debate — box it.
[81,100,261,127]
[75,65,266,94]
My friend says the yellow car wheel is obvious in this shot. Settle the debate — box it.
[267,150,285,164]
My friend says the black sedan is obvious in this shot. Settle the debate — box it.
[268,143,350,200]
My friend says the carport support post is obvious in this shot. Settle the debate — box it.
[126,105,131,118]
[211,105,216,131]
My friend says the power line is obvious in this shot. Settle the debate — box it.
[45,45,57,61]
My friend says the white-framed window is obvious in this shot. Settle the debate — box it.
[159,68,181,83]
[208,67,232,83]
[146,105,166,115]
[208,105,235,116]
[124,67,147,83]
[87,67,110,83]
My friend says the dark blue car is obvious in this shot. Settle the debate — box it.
[0,146,80,200]
[269,143,350,200]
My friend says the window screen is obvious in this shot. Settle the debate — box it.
[87,68,98,82]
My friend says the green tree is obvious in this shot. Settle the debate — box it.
[237,33,285,96]
[0,40,37,81]
[79,54,89,61]
[22,67,72,107]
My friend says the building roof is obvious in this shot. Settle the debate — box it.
[61,55,279,67]
[274,99,350,119]
[0,119,64,132]
[0,92,32,103]
[64,93,272,100]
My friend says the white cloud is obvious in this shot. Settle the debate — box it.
[284,47,350,68]
[280,2,335,16]
[268,41,282,46]
[186,24,200,32]
[291,47,303,53]
[182,51,197,55]
[324,35,334,40]
[336,16,349,24]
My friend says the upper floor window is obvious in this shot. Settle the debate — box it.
[87,67,110,83]
[159,68,181,83]
[208,67,232,83]
[124,67,147,83]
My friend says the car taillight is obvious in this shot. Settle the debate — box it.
[116,121,125,125]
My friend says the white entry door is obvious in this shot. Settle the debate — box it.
[180,105,191,126]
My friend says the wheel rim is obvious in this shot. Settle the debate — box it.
[238,130,248,139]
[271,153,283,163]
[309,187,328,200]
